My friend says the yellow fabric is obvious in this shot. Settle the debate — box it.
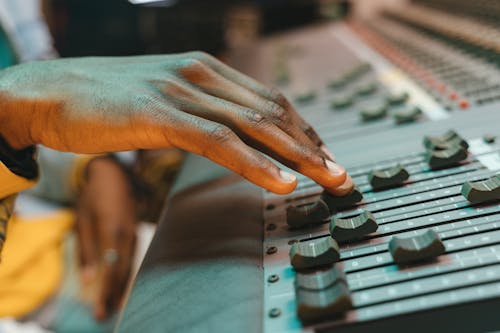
[0,209,74,318]
[0,161,36,199]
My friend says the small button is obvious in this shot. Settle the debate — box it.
[368,164,409,190]
[425,144,468,170]
[386,91,409,106]
[393,106,423,124]
[295,91,317,104]
[296,281,352,323]
[356,82,377,96]
[321,187,363,213]
[286,200,330,228]
[360,104,387,122]
[423,130,469,150]
[330,95,354,110]
[330,211,378,243]
[295,265,346,290]
[461,174,500,204]
[483,134,496,144]
[289,237,340,270]
[389,229,445,264]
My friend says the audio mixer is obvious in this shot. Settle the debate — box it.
[118,1,500,332]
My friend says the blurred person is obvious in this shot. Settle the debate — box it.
[0,0,354,331]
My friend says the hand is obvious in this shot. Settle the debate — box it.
[76,156,136,320]
[0,52,352,194]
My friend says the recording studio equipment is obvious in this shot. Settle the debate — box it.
[118,1,500,332]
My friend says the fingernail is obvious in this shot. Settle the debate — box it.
[325,159,345,177]
[320,145,336,161]
[279,170,297,183]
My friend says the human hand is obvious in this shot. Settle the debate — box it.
[0,52,352,194]
[76,156,136,320]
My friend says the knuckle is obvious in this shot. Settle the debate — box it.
[185,50,210,62]
[207,124,234,144]
[268,87,289,107]
[266,101,290,124]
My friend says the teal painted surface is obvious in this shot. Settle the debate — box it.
[0,25,15,69]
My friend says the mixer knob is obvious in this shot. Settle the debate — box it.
[330,211,378,243]
[386,91,409,106]
[295,265,346,290]
[320,187,363,212]
[393,106,423,124]
[294,91,317,104]
[368,164,409,190]
[330,94,354,110]
[286,200,330,228]
[296,281,352,323]
[389,229,445,264]
[425,144,468,169]
[461,174,500,204]
[289,237,340,270]
[423,129,469,150]
[360,104,387,122]
[356,82,378,96]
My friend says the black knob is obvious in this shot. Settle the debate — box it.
[425,144,467,170]
[423,130,469,150]
[286,200,330,228]
[368,164,409,190]
[389,229,445,264]
[289,237,340,270]
[330,211,378,243]
[461,174,500,204]
[320,187,363,213]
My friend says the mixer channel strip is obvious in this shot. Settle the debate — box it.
[263,133,500,331]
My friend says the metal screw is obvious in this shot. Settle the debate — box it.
[268,274,279,283]
[268,308,281,318]
[266,246,278,255]
[266,223,277,231]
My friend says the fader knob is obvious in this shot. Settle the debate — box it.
[320,187,363,212]
[286,200,330,228]
[295,91,316,104]
[289,237,340,270]
[330,211,378,243]
[461,174,500,204]
[393,106,422,124]
[296,281,352,323]
[368,164,409,190]
[356,82,377,96]
[360,104,387,122]
[386,91,409,106]
[423,130,469,150]
[330,95,354,110]
[295,265,347,290]
[389,229,445,264]
[425,144,467,169]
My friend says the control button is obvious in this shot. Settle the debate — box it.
[425,144,468,170]
[330,95,354,110]
[295,92,316,104]
[368,164,409,190]
[461,174,500,204]
[360,104,387,122]
[330,211,378,243]
[356,82,377,96]
[423,130,469,150]
[389,229,445,264]
[386,92,409,106]
[393,106,423,124]
[289,237,340,270]
[321,187,363,212]
[296,282,352,322]
[483,134,496,144]
[295,265,346,290]
[286,200,330,228]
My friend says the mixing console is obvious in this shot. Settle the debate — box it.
[118,1,500,332]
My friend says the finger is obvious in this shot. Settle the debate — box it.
[75,196,99,283]
[160,82,346,190]
[177,59,322,153]
[155,109,299,194]
[190,52,328,148]
[325,174,354,197]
